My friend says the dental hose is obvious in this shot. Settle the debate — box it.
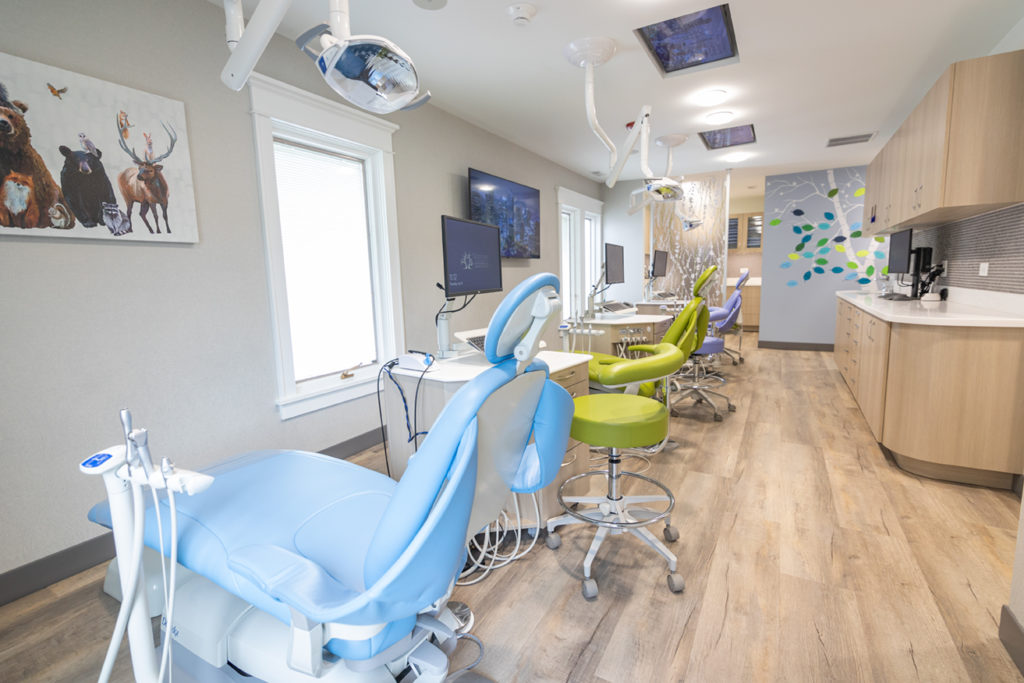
[157,488,178,682]
[98,478,147,683]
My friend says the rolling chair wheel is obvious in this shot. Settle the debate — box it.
[663,525,680,542]
[739,357,745,364]
[546,532,562,550]
[695,397,704,404]
[731,359,738,366]
[713,413,723,422]
[582,578,599,600]
[667,573,685,593]
[728,404,736,412]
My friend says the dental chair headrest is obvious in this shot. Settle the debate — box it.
[484,272,561,367]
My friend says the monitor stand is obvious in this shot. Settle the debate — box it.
[436,298,459,359]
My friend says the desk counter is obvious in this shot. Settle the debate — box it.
[835,291,1024,488]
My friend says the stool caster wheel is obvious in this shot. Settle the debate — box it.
[667,573,685,593]
[739,357,745,364]
[663,525,680,542]
[695,397,704,404]
[713,413,723,422]
[546,532,561,550]
[731,359,738,366]
[728,403,736,412]
[582,578,598,600]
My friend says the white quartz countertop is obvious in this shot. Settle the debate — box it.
[836,290,1024,327]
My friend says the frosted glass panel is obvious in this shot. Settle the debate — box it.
[273,140,376,382]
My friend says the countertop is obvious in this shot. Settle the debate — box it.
[391,349,590,382]
[837,290,1024,328]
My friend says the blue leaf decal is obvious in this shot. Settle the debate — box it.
[793,209,805,216]
[803,252,814,259]
[818,247,830,255]
[792,226,802,235]
[857,277,872,285]
[787,280,798,287]
[819,222,830,230]
[851,222,862,230]
[780,262,792,269]
[845,273,858,280]
[813,267,825,274]
[833,235,847,243]
[803,271,812,281]
[824,212,835,220]
[801,234,812,243]
[831,266,844,273]
[874,251,885,259]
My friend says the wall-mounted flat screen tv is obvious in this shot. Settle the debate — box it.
[468,168,540,259]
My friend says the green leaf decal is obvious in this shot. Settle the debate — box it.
[769,218,781,226]
[827,188,839,198]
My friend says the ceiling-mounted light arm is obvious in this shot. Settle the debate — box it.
[221,0,294,91]
[328,0,351,42]
[583,62,617,174]
[605,105,651,189]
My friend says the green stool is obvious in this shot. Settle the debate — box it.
[546,393,685,599]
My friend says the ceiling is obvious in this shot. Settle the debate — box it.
[221,0,1024,199]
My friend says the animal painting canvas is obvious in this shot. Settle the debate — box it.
[0,51,198,243]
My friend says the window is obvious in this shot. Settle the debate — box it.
[558,188,603,320]
[728,212,763,252]
[249,74,404,419]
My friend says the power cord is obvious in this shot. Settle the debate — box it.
[375,359,399,478]
[435,293,476,326]
[456,493,541,586]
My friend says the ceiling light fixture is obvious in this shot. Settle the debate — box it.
[690,88,729,106]
[705,110,735,125]
[722,151,753,163]
[221,0,430,115]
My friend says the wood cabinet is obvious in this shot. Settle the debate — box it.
[728,213,763,251]
[740,285,760,330]
[834,300,889,440]
[863,49,1024,236]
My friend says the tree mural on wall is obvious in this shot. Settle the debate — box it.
[650,172,728,306]
[767,168,887,287]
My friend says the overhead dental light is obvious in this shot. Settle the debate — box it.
[221,0,430,115]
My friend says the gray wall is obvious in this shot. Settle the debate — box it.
[601,181,645,304]
[761,166,873,346]
[0,0,598,574]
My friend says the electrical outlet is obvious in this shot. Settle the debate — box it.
[979,262,989,277]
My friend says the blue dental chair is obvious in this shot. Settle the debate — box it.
[88,273,574,682]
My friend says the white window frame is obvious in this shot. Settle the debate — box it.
[249,73,405,420]
[558,187,604,320]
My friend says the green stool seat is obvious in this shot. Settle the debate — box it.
[570,393,669,449]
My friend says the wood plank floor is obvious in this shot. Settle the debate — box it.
[1,339,1021,681]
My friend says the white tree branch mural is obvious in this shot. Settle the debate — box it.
[765,166,888,288]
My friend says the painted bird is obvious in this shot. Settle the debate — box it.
[78,133,98,156]
[47,82,67,99]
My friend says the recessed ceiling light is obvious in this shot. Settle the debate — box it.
[690,88,729,106]
[705,110,735,125]
[722,151,753,163]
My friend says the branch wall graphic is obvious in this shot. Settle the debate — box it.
[766,167,888,288]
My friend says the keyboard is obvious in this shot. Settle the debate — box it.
[465,334,486,352]
[602,301,632,312]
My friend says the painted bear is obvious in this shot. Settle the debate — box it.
[59,145,116,228]
[0,84,71,229]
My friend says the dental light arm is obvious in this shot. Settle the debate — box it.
[604,106,652,189]
[584,63,616,173]
[221,0,294,91]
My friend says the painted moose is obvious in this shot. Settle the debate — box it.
[116,119,176,234]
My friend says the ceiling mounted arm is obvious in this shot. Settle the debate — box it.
[221,0,294,91]
[584,62,617,173]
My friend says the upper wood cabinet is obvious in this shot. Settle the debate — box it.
[863,49,1024,236]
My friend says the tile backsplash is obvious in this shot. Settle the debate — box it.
[911,203,1024,294]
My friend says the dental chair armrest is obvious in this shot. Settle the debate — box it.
[229,544,363,624]
[707,306,728,322]
[624,344,660,355]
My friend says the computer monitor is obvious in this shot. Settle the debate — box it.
[651,249,668,278]
[441,216,503,298]
[605,243,625,285]
[887,229,912,275]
